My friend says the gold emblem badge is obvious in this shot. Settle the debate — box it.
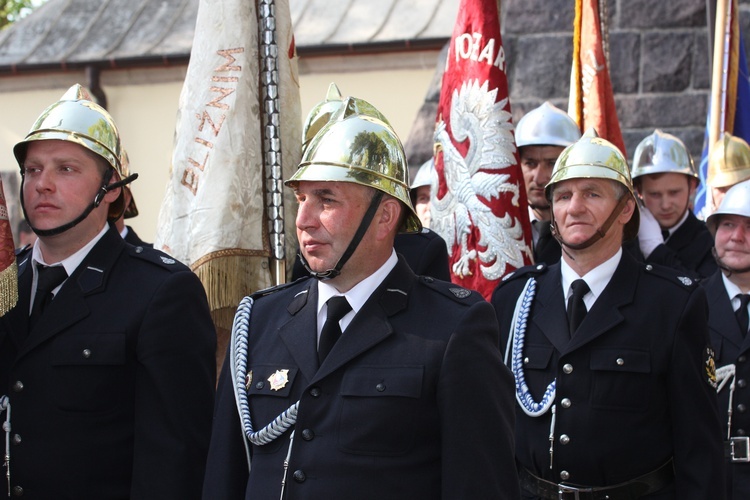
[245,370,253,391]
[705,347,717,389]
[268,369,290,391]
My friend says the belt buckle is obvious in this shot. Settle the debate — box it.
[730,436,750,462]
[558,484,586,500]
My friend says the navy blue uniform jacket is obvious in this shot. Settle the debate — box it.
[0,226,216,499]
[203,257,518,499]
[491,252,724,499]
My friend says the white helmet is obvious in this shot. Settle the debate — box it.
[516,102,581,148]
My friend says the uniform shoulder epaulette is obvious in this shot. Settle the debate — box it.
[251,276,310,300]
[498,263,549,286]
[418,275,479,303]
[642,262,699,289]
[15,245,31,258]
[127,245,189,271]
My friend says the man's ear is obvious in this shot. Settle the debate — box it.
[376,196,402,239]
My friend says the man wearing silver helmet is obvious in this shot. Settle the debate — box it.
[627,129,716,278]
[515,102,581,265]
[0,85,216,498]
[491,130,724,499]
[204,95,518,499]
[704,179,750,499]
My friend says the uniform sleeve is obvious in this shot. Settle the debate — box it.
[131,270,217,499]
[669,285,726,499]
[437,300,519,499]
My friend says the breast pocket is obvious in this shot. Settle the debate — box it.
[51,332,128,413]
[247,364,300,454]
[590,348,651,412]
[338,365,423,456]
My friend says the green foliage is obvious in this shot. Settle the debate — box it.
[1,0,40,30]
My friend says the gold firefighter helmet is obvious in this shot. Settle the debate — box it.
[631,129,698,181]
[515,101,582,148]
[14,84,128,219]
[286,95,421,233]
[120,149,139,219]
[707,132,750,188]
[546,128,639,240]
[301,83,344,154]
[706,178,750,236]
[14,84,123,176]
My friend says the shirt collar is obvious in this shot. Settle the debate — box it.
[663,209,690,237]
[32,224,110,278]
[560,248,622,309]
[316,250,398,334]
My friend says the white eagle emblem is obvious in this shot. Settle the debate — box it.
[432,79,532,280]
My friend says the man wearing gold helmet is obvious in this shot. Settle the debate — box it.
[709,132,750,211]
[703,179,750,498]
[626,129,716,278]
[491,130,724,499]
[204,95,518,499]
[0,85,216,498]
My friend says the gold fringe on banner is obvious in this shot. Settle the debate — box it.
[569,0,583,128]
[193,252,275,376]
[0,261,18,317]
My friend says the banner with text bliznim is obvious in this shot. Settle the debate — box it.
[155,0,301,363]
[432,0,533,300]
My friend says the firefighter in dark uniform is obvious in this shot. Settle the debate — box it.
[626,129,716,278]
[491,130,725,499]
[704,179,750,499]
[515,102,581,265]
[203,95,518,499]
[0,85,216,499]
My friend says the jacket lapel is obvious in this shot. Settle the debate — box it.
[706,272,746,351]
[277,281,320,383]
[21,227,124,356]
[312,258,413,382]
[532,263,571,353]
[565,252,635,352]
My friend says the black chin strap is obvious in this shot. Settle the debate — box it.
[21,170,139,238]
[713,247,750,276]
[300,190,384,281]
[550,194,630,257]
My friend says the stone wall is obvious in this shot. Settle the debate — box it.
[405,0,750,172]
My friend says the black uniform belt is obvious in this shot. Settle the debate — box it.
[519,460,674,500]
[725,437,750,462]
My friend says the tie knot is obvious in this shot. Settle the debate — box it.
[570,279,589,299]
[326,296,352,323]
[738,294,750,309]
[661,229,670,241]
[36,264,68,293]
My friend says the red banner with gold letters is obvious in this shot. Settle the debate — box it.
[0,178,18,316]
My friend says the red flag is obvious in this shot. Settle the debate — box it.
[432,0,533,300]
[0,178,18,316]
[568,0,626,155]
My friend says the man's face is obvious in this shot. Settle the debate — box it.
[552,177,631,249]
[712,185,731,211]
[638,173,694,229]
[519,145,565,218]
[22,140,111,238]
[714,214,750,271]
[414,185,431,228]
[295,180,375,274]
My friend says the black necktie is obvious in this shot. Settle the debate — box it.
[318,296,352,364]
[661,229,670,241]
[29,264,67,329]
[567,279,590,336]
[736,294,750,338]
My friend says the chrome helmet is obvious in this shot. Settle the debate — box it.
[516,102,581,148]
[706,178,750,236]
[631,129,698,181]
